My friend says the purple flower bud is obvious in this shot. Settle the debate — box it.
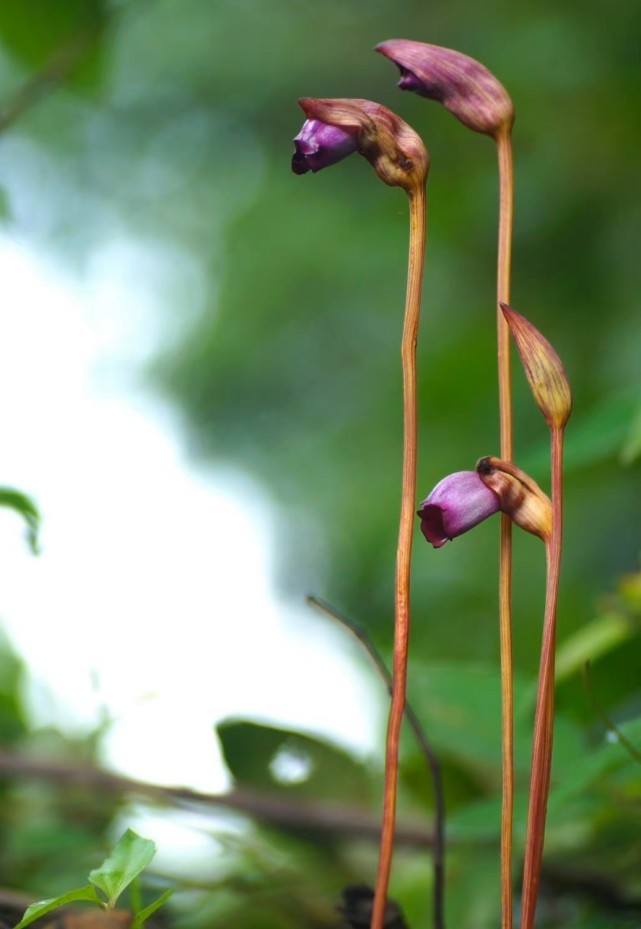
[417,470,500,548]
[292,119,358,175]
[293,99,429,190]
[376,39,514,138]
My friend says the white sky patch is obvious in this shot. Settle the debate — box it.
[0,235,381,796]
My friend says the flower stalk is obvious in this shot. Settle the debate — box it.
[520,425,564,929]
[371,178,427,929]
[495,124,515,929]
[307,594,446,928]
[501,304,571,928]
[375,42,517,926]
[291,101,429,929]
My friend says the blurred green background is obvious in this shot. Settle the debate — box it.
[0,1,640,927]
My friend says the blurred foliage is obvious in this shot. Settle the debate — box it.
[0,488,41,555]
[0,1,639,928]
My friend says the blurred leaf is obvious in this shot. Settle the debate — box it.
[446,793,504,842]
[89,831,156,908]
[216,719,371,803]
[0,0,107,90]
[131,889,173,929]
[524,389,640,473]
[619,569,641,611]
[14,886,103,929]
[555,612,636,683]
[409,662,552,776]
[549,717,641,811]
[620,402,641,465]
[0,487,41,554]
[0,186,10,220]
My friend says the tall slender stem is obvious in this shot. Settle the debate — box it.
[520,425,564,929]
[496,126,515,929]
[307,595,445,929]
[371,184,427,929]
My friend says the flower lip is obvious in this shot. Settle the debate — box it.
[417,470,501,548]
[291,118,358,175]
[394,65,426,95]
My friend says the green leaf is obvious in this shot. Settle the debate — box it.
[0,0,107,91]
[523,388,640,473]
[14,885,103,929]
[131,889,173,929]
[89,830,156,908]
[620,402,641,464]
[409,662,535,775]
[555,612,635,683]
[0,487,41,554]
[216,719,371,804]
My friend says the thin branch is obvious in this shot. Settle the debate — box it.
[307,594,445,929]
[0,750,436,849]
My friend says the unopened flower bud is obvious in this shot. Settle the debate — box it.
[295,97,429,192]
[476,456,552,542]
[292,119,358,175]
[417,470,500,548]
[501,303,572,430]
[376,39,514,139]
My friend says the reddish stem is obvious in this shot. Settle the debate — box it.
[496,126,515,929]
[370,184,427,929]
[520,425,564,928]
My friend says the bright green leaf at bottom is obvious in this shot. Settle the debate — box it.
[132,889,174,929]
[14,885,103,929]
[89,830,156,908]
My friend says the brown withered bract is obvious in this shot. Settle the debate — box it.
[501,303,572,430]
[477,456,552,542]
[376,39,514,139]
[298,98,429,192]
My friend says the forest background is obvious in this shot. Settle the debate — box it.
[0,1,639,928]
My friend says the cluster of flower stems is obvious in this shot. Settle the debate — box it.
[293,39,572,929]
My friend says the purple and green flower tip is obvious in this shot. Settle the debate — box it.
[417,470,500,548]
[292,119,358,175]
[376,39,514,138]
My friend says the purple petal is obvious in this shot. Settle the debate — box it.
[417,470,500,548]
[292,119,358,174]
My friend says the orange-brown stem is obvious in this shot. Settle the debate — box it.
[308,594,445,929]
[496,126,515,929]
[371,184,427,929]
[520,425,564,929]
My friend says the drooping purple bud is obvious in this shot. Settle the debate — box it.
[293,98,429,191]
[417,470,500,548]
[292,118,358,175]
[376,39,514,138]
